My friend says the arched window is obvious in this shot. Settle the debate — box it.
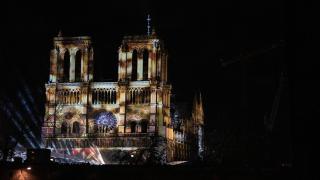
[102,90,106,104]
[113,90,116,104]
[132,50,137,81]
[61,121,68,134]
[75,50,82,81]
[143,49,149,80]
[133,90,137,104]
[72,121,80,134]
[64,50,70,82]
[110,91,114,104]
[105,91,109,104]
[92,90,97,104]
[130,121,137,133]
[141,120,148,133]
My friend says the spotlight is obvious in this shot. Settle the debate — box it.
[27,166,32,170]
[50,158,54,161]
[130,154,134,158]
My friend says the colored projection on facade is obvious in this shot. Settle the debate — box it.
[42,23,204,164]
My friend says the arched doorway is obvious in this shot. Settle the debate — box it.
[72,121,80,134]
[141,120,148,133]
[130,121,137,133]
[61,121,68,134]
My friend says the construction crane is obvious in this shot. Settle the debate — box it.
[264,71,287,133]
[219,40,285,67]
[218,40,286,132]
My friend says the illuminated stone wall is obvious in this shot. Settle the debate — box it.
[41,30,203,164]
[41,32,179,164]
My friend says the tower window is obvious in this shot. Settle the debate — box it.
[75,50,82,82]
[132,50,137,81]
[143,49,149,80]
[64,50,70,82]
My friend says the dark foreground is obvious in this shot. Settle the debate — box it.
[0,162,292,180]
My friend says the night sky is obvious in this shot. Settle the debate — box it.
[1,0,289,168]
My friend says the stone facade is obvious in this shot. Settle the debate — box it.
[42,31,203,164]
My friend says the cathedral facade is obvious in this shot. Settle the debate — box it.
[42,30,203,164]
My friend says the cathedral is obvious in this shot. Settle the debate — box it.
[42,21,204,164]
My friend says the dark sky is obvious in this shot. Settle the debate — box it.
[1,0,288,160]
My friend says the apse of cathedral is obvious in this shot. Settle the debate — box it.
[42,19,205,164]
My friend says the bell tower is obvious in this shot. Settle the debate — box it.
[117,16,171,139]
[43,33,94,138]
[117,21,168,84]
[49,33,94,83]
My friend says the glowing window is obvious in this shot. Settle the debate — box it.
[95,112,117,129]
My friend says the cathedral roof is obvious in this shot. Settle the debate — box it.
[53,36,91,41]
